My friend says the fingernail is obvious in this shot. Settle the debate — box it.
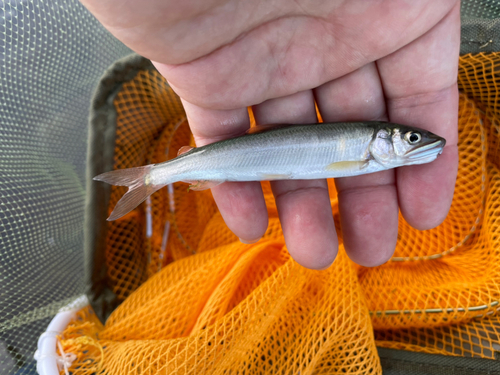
[239,237,262,245]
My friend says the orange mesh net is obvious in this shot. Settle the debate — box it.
[59,53,500,374]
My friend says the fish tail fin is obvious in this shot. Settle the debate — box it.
[93,165,164,221]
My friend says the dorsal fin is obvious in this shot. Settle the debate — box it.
[246,123,299,135]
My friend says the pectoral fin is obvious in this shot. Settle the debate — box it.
[184,180,223,191]
[326,161,368,172]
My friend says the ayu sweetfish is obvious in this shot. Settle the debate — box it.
[94,122,446,221]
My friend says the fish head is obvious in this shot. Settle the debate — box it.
[369,124,446,168]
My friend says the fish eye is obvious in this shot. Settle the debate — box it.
[405,132,421,144]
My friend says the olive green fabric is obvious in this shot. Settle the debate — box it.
[378,348,500,375]
[84,54,156,322]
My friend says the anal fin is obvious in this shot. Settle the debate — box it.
[184,180,224,191]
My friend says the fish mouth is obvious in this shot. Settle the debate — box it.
[405,138,446,162]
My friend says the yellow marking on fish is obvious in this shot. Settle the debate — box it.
[326,161,368,171]
[260,173,291,180]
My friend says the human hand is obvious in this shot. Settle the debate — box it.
[81,0,460,269]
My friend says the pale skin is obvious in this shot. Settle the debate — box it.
[81,0,460,269]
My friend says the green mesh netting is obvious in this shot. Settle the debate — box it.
[0,1,130,373]
[462,0,500,18]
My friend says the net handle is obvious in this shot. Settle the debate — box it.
[34,295,89,375]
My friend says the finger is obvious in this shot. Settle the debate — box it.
[181,99,268,243]
[315,62,398,267]
[377,2,460,230]
[252,91,338,270]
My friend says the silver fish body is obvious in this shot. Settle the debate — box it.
[152,123,376,183]
[95,122,445,220]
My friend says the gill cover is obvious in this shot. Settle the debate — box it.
[369,128,395,167]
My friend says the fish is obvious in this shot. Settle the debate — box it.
[94,122,445,221]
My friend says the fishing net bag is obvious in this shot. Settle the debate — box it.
[2,1,500,375]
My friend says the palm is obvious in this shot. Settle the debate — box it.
[82,0,460,268]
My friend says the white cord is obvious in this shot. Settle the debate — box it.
[57,341,76,375]
[35,333,76,375]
